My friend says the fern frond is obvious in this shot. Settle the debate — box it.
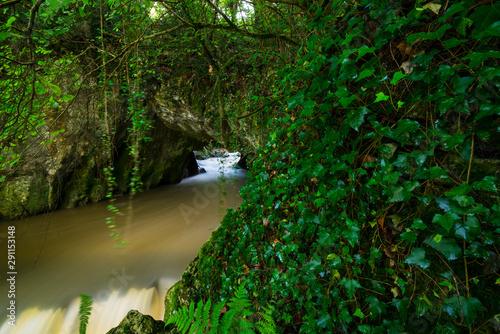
[255,306,276,334]
[180,302,195,334]
[78,294,93,334]
[167,280,265,334]
[227,280,252,313]
[189,299,204,334]
[231,317,255,334]
[166,300,196,334]
[219,308,239,333]
[208,301,226,334]
[202,298,212,331]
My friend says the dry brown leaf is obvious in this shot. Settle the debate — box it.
[423,3,441,15]
[396,41,412,58]
[359,154,377,166]
[401,61,417,74]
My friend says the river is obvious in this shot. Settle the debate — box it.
[0,154,246,334]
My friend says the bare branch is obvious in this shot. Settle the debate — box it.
[26,0,45,36]
[0,54,34,65]
[204,0,238,29]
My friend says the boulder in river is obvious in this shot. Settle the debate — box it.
[106,310,172,334]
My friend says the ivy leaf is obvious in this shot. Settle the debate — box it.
[391,298,410,323]
[445,183,474,207]
[356,68,375,81]
[374,92,390,103]
[287,90,304,109]
[424,25,452,41]
[451,75,475,94]
[454,216,481,242]
[475,101,500,121]
[428,166,448,180]
[443,295,484,327]
[386,184,413,203]
[443,38,468,49]
[411,218,427,230]
[301,100,316,117]
[465,241,490,259]
[61,94,74,102]
[317,314,331,328]
[346,107,370,132]
[303,254,322,274]
[400,231,417,243]
[407,150,431,166]
[339,96,356,108]
[473,176,498,192]
[462,50,500,68]
[441,133,466,150]
[342,224,360,247]
[439,2,465,22]
[353,308,364,318]
[335,86,349,98]
[435,197,490,216]
[432,213,460,233]
[404,248,430,269]
[340,278,361,298]
[406,32,426,45]
[356,45,376,60]
[474,21,500,40]
[391,71,407,85]
[425,236,462,260]
[365,296,387,318]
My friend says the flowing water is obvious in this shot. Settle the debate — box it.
[0,154,246,334]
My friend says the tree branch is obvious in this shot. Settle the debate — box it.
[0,0,22,9]
[262,0,302,7]
[193,22,299,45]
[26,0,45,37]
[204,0,238,30]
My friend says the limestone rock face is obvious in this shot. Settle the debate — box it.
[106,310,171,334]
[153,84,216,143]
[0,79,202,220]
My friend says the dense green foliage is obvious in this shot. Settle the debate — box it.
[170,0,500,333]
[1,0,500,332]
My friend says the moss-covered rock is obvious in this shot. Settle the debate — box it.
[106,310,171,334]
[0,174,56,220]
[163,257,200,321]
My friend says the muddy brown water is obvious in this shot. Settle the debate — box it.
[0,155,246,334]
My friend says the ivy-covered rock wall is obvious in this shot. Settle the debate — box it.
[162,1,500,333]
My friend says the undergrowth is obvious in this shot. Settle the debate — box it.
[166,280,276,334]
